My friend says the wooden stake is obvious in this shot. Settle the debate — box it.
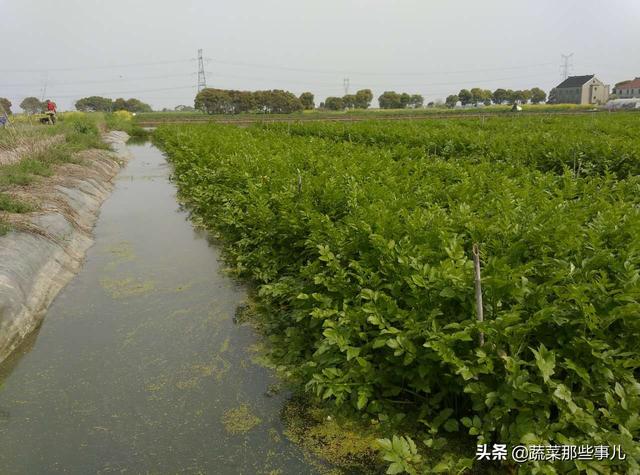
[472,243,484,346]
[296,168,302,194]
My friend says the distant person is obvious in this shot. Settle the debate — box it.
[44,99,57,124]
[46,100,57,113]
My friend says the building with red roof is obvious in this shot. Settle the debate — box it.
[613,78,640,98]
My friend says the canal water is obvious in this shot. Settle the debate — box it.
[0,142,319,474]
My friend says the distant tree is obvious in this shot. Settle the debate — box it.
[195,88,307,114]
[445,94,459,108]
[342,94,357,109]
[228,90,255,113]
[175,105,195,112]
[113,98,127,111]
[254,90,302,114]
[20,96,44,114]
[482,89,493,106]
[530,87,547,104]
[470,88,484,106]
[75,96,113,112]
[124,98,152,113]
[378,91,400,109]
[324,96,345,111]
[547,88,558,104]
[511,90,524,104]
[427,101,435,108]
[195,88,233,114]
[492,88,508,104]
[399,93,411,108]
[409,94,424,108]
[458,89,472,106]
[505,89,516,104]
[299,92,315,110]
[511,90,531,104]
[0,98,12,115]
[354,89,373,109]
[318,101,325,109]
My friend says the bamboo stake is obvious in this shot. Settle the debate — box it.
[472,243,484,346]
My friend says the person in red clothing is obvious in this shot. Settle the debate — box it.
[44,99,57,124]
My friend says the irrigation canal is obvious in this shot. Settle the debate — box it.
[0,141,320,474]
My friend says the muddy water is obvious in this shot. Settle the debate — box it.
[0,143,320,474]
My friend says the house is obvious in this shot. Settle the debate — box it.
[612,78,640,98]
[553,75,610,105]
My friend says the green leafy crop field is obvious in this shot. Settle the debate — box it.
[136,104,595,124]
[155,113,640,473]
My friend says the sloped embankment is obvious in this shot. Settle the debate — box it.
[0,131,130,362]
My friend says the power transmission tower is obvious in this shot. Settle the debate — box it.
[197,49,207,92]
[560,53,573,80]
[343,77,350,95]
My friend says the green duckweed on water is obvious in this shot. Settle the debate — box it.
[282,397,383,474]
[103,241,136,270]
[100,277,156,298]
[222,404,262,435]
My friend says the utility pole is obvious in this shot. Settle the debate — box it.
[343,77,350,95]
[560,53,573,80]
[197,49,207,92]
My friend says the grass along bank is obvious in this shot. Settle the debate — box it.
[155,118,639,474]
[0,112,140,234]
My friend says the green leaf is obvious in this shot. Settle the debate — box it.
[357,392,368,410]
[443,419,459,432]
[532,343,556,383]
[387,462,405,474]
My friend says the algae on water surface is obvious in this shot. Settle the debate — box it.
[222,404,263,435]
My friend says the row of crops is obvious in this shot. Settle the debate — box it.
[265,113,640,178]
[155,114,639,473]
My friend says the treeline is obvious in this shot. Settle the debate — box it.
[195,88,307,114]
[378,91,424,109]
[445,87,547,108]
[75,96,152,113]
[321,89,374,111]
[320,90,424,111]
[1,97,54,115]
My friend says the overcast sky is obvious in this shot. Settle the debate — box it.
[1,0,639,111]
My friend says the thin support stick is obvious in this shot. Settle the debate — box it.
[472,243,484,346]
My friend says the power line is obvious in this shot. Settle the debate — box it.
[0,59,195,74]
[47,85,196,99]
[0,72,201,88]
[348,71,557,89]
[204,57,557,77]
